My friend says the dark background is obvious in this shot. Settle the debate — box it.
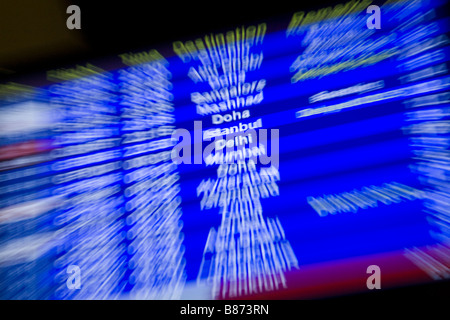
[0,0,343,79]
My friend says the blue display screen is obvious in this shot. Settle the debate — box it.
[1,0,449,300]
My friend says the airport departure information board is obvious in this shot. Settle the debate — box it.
[1,0,449,300]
